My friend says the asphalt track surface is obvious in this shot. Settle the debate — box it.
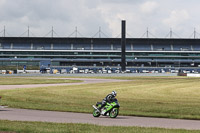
[0,78,200,130]
[0,108,200,130]
[0,78,129,90]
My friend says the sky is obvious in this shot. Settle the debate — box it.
[0,0,200,38]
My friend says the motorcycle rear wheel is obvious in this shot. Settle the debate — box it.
[93,109,100,117]
[109,108,119,118]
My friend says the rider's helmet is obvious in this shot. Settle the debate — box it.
[112,91,117,97]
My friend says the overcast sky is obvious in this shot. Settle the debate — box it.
[0,0,200,38]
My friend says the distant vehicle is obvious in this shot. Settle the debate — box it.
[92,98,120,118]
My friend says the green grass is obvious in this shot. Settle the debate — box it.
[0,120,199,133]
[0,77,82,85]
[1,77,200,119]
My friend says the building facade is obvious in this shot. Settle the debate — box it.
[0,37,200,73]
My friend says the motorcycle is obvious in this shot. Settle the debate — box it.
[92,99,120,118]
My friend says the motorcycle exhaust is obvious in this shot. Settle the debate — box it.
[92,105,98,110]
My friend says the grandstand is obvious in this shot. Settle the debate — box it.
[0,37,200,73]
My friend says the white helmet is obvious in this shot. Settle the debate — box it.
[112,91,117,97]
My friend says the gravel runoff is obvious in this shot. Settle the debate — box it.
[0,108,200,130]
[0,77,199,130]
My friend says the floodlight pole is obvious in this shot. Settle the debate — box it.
[121,20,126,72]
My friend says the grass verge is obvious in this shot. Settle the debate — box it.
[0,120,199,133]
[0,77,200,119]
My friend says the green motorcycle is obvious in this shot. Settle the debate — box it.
[92,99,120,118]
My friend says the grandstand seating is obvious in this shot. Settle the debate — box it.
[1,42,199,52]
[33,43,51,50]
[192,44,200,51]
[135,59,152,62]
[194,59,200,62]
[13,43,31,50]
[93,44,111,50]
[133,44,151,51]
[53,44,71,50]
[153,44,171,51]
[73,44,91,50]
[173,44,191,51]
[155,59,193,62]
[1,43,11,49]
[113,44,121,50]
[126,44,132,50]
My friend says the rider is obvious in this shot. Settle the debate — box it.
[98,90,117,112]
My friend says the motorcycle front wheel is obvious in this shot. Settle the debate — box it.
[93,109,100,117]
[109,108,119,118]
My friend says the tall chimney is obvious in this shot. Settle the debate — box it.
[121,20,126,71]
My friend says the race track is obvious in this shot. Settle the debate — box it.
[0,78,200,130]
[0,78,129,90]
[0,108,200,130]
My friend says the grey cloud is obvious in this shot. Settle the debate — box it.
[100,0,144,4]
[0,0,200,37]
